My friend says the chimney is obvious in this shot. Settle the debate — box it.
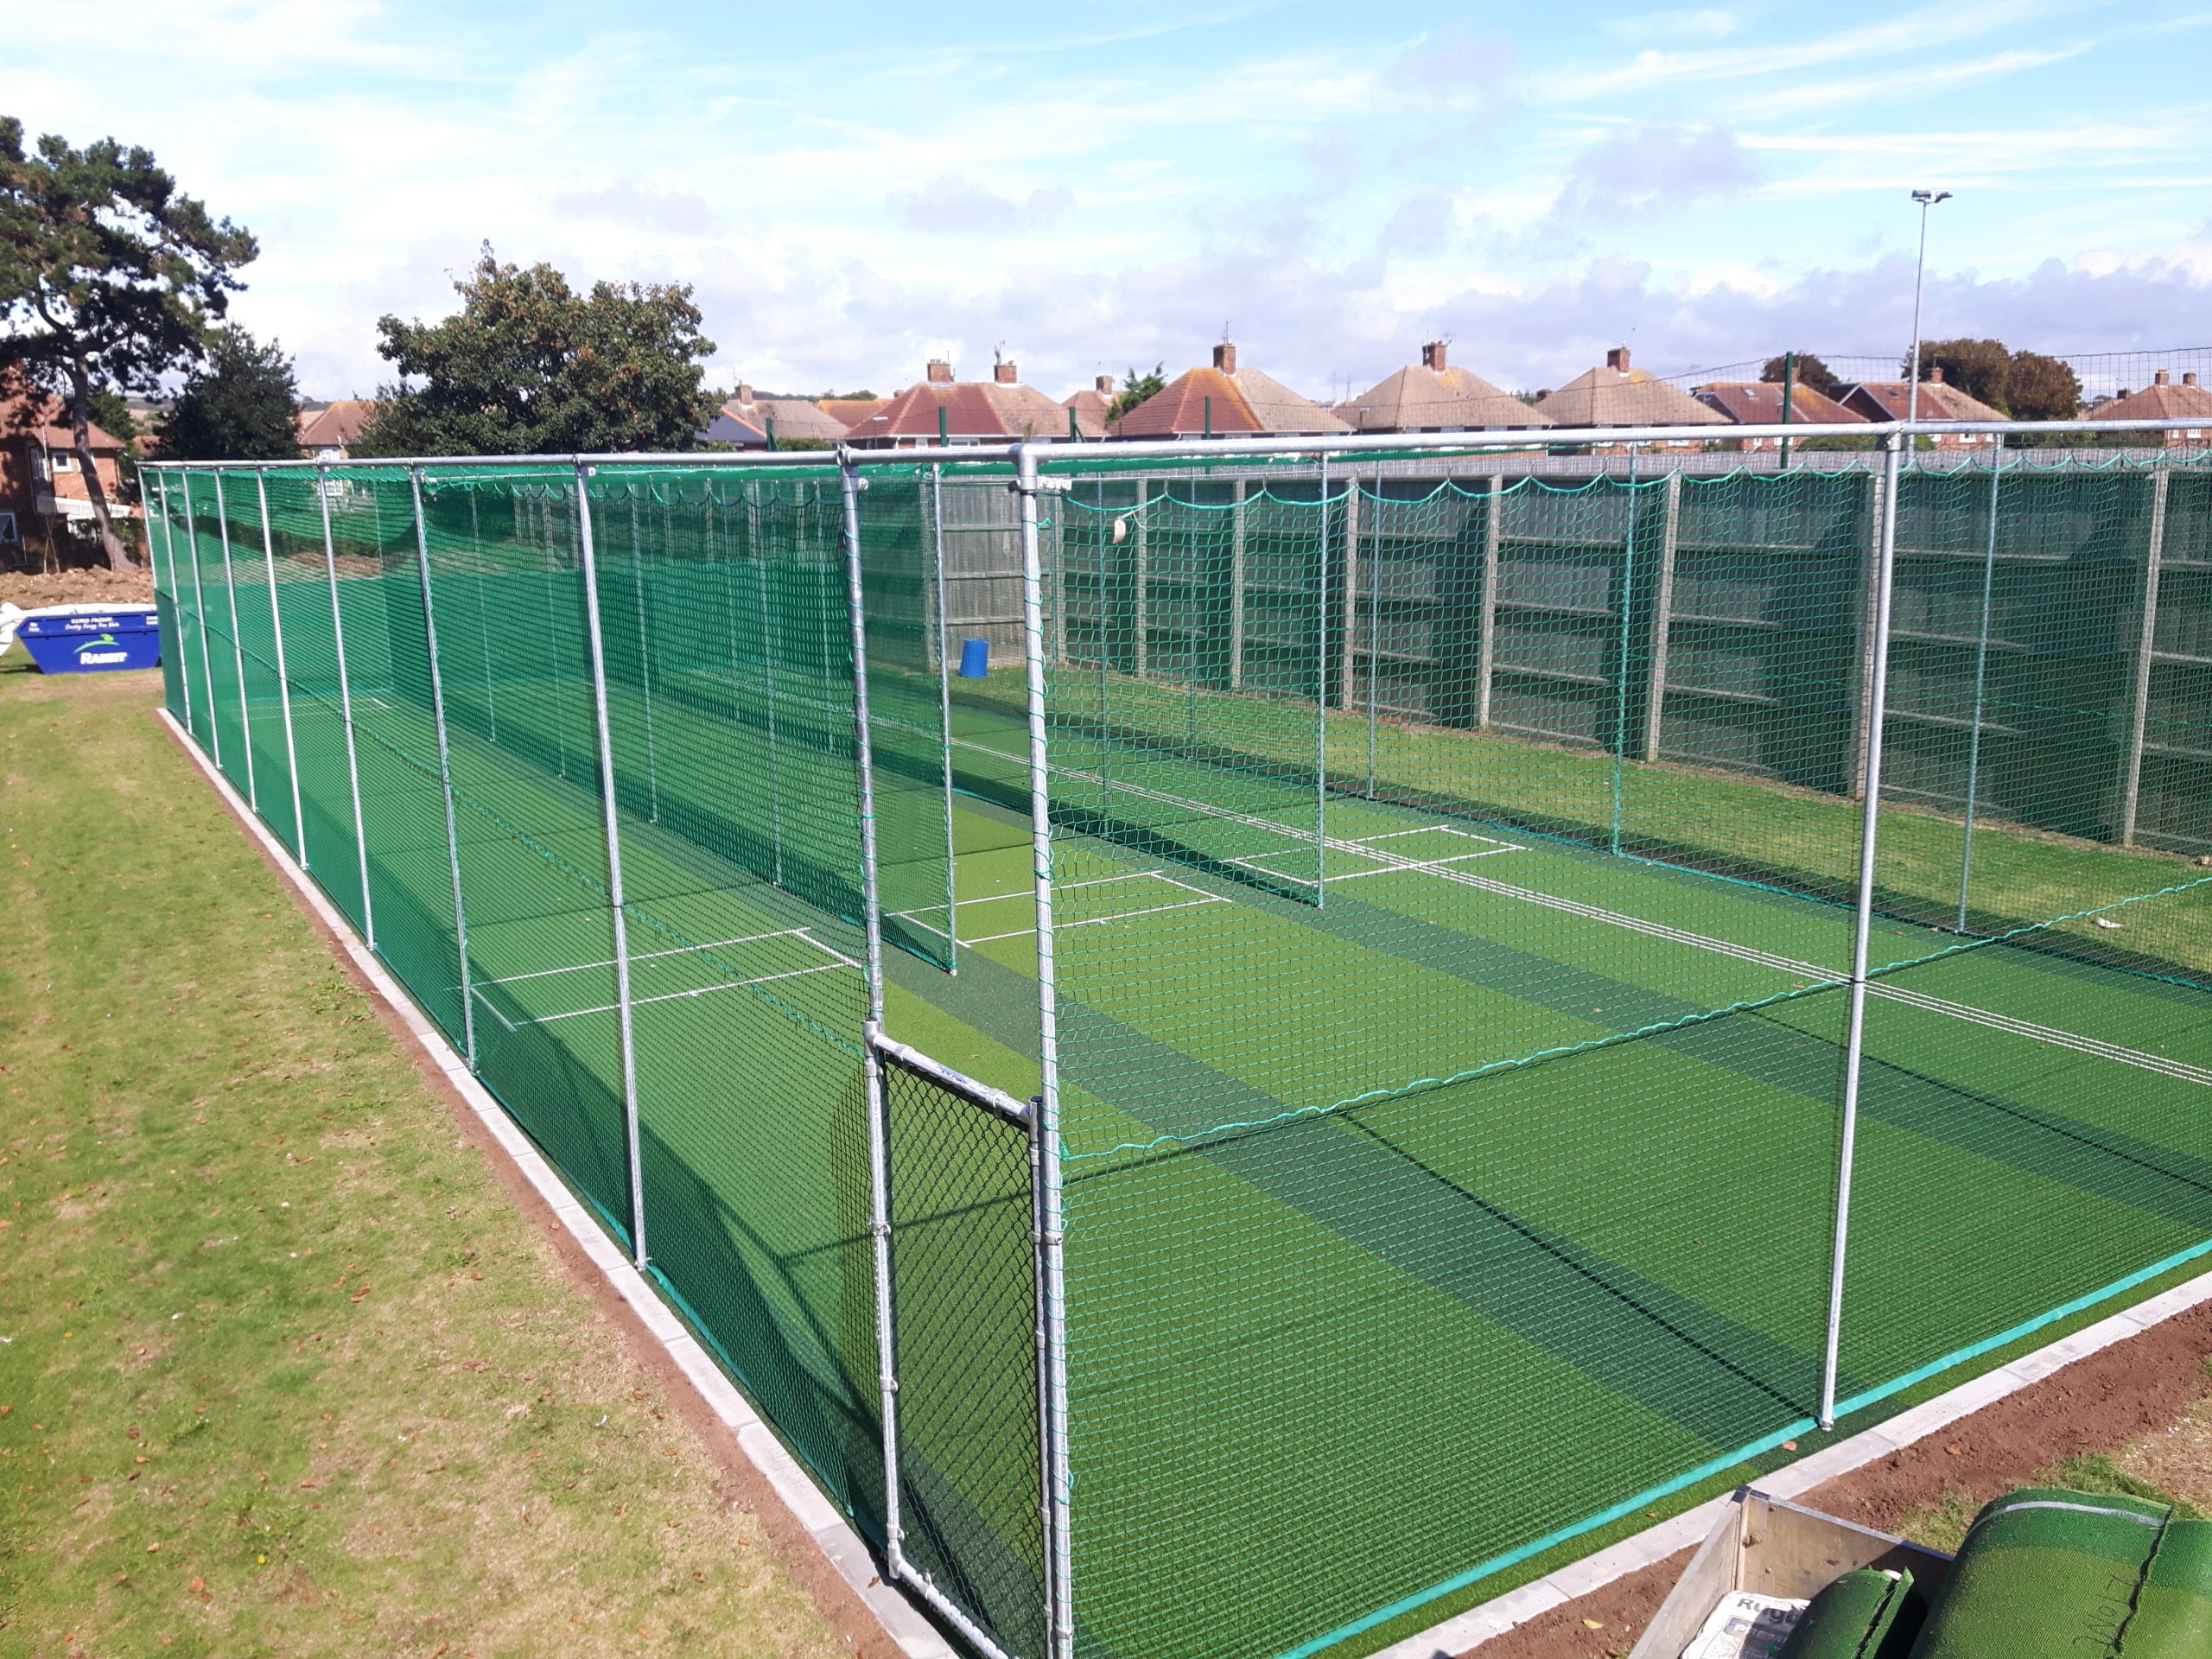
[1421,340,1447,372]
[1213,341,1236,375]
[926,359,954,385]
[1927,365,1944,385]
[995,361,1019,385]
[2155,369,2172,385]
[1095,373,1114,394]
[735,382,753,404]
[1605,346,1630,373]
[2186,372,2202,388]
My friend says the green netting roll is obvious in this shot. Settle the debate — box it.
[1775,1567,1915,1657]
[1906,1486,2168,1657]
[2126,1516,2212,1655]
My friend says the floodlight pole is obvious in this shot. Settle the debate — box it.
[574,464,649,1268]
[1904,189,1952,429]
[317,467,377,954]
[257,469,309,867]
[1821,430,1906,1431]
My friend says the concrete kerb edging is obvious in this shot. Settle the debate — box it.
[1374,1265,2212,1658]
[156,708,956,1659]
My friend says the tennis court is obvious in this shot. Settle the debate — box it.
[143,442,2212,1659]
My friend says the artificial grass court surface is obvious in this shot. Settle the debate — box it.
[139,583,2212,1659]
[0,657,859,1658]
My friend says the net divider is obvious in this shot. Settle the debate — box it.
[315,465,378,954]
[254,468,309,866]
[407,465,479,1074]
[212,472,259,812]
[575,461,649,1269]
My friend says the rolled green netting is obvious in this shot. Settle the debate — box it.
[1775,1567,1915,1658]
[1907,1487,2169,1657]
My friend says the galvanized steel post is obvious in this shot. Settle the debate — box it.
[930,464,959,969]
[317,467,377,953]
[409,467,479,1073]
[213,471,259,812]
[154,474,196,739]
[256,469,309,866]
[1821,431,1906,1429]
[573,465,649,1268]
[1956,439,2004,931]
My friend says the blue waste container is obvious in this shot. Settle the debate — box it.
[958,637,990,677]
[16,605,162,673]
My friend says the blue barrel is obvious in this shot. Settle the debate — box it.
[18,605,162,673]
[958,637,990,678]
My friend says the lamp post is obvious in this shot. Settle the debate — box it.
[1904,188,1952,428]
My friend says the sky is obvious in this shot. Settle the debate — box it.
[11,0,2212,402]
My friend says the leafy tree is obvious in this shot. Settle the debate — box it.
[1908,337,2011,408]
[0,118,256,569]
[2004,351,2082,422]
[1106,363,1166,424]
[156,326,300,461]
[353,245,719,457]
[1759,353,1840,397]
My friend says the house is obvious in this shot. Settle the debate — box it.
[1109,342,1349,439]
[1533,347,1730,442]
[296,398,380,461]
[1694,381,1867,451]
[701,385,849,448]
[1335,341,1550,434]
[0,385,136,562]
[1834,368,2006,448]
[842,359,1081,448]
[1062,375,1115,440]
[2092,371,2212,448]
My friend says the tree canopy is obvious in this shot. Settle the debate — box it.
[353,246,720,458]
[156,326,301,461]
[1758,353,1840,398]
[0,117,256,566]
[1106,364,1166,423]
[1904,337,2082,420]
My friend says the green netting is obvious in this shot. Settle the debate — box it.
[145,445,2212,1659]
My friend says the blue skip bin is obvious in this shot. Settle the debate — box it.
[958,637,990,678]
[14,604,162,674]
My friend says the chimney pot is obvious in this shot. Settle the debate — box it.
[1421,340,1447,372]
[1605,346,1630,372]
[736,382,753,404]
[926,359,954,385]
[2186,372,2201,388]
[995,362,1018,385]
[2155,369,2172,385]
[1213,341,1237,375]
[1096,373,1114,393]
[1928,365,1944,385]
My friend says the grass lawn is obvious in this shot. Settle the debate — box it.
[0,656,854,1656]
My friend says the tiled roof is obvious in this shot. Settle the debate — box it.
[721,394,847,442]
[1835,380,2008,423]
[296,398,379,450]
[1061,388,1111,440]
[1336,364,1551,431]
[846,378,1077,443]
[1694,382,1865,426]
[818,397,887,429]
[0,386,124,453]
[2094,378,2212,423]
[1534,365,1728,429]
[1111,365,1348,438]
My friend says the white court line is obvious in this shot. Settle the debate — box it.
[482,928,809,986]
[890,868,1224,938]
[536,960,851,1024]
[957,896,1227,946]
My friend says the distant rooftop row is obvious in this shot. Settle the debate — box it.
[292,340,2212,463]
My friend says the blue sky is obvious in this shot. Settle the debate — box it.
[15,1,2212,400]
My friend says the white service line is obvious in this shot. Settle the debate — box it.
[482,927,811,986]
[535,960,852,1024]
